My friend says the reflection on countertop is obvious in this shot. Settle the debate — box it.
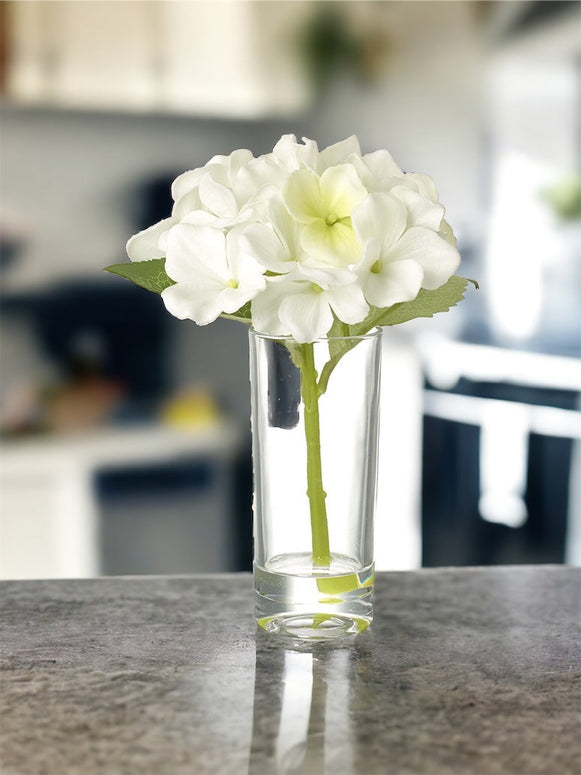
[1,566,579,774]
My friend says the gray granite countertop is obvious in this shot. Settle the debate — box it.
[1,566,580,774]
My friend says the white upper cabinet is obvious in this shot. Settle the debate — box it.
[3,1,315,117]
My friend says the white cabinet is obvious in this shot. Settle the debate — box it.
[4,1,314,117]
[0,423,241,579]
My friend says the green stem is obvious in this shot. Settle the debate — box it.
[300,343,331,567]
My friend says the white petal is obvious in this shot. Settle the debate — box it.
[234,258,267,292]
[301,220,362,268]
[204,160,230,188]
[283,169,323,222]
[361,150,403,188]
[234,155,286,206]
[198,173,238,218]
[390,185,444,231]
[327,283,369,324]
[439,218,458,248]
[165,224,229,283]
[352,192,407,251]
[172,188,203,219]
[161,281,224,325]
[161,266,262,325]
[357,239,382,273]
[272,134,298,167]
[217,283,262,314]
[292,263,354,288]
[256,197,310,265]
[126,217,176,261]
[171,168,204,202]
[387,227,461,290]
[403,172,439,200]
[236,222,291,273]
[225,229,267,287]
[319,164,367,218]
[361,258,423,308]
[268,197,301,252]
[318,136,362,171]
[250,277,292,336]
[179,210,222,226]
[226,148,254,178]
[279,289,333,343]
[274,134,319,171]
[298,137,320,169]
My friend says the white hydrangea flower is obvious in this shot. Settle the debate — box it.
[237,197,305,274]
[161,223,266,325]
[123,133,464,342]
[252,266,368,343]
[353,192,460,308]
[283,164,367,267]
[170,148,284,223]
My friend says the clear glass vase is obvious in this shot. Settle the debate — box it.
[249,328,382,639]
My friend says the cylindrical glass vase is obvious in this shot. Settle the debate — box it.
[249,328,382,639]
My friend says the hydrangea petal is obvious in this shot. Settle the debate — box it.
[165,224,229,282]
[319,164,367,218]
[387,227,461,290]
[225,148,254,178]
[171,168,205,202]
[225,229,267,288]
[161,281,225,325]
[199,173,238,218]
[360,150,403,189]
[283,169,323,223]
[403,172,439,200]
[235,156,286,207]
[126,217,177,262]
[327,283,369,324]
[318,136,362,171]
[301,220,361,267]
[273,134,319,171]
[279,289,333,343]
[352,192,407,252]
[218,284,260,314]
[439,218,458,248]
[360,258,423,309]
[179,210,223,227]
[251,277,292,336]
[237,222,291,273]
[292,263,354,288]
[390,185,445,231]
[172,188,203,220]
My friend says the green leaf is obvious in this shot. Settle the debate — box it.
[104,259,175,294]
[318,275,477,395]
[354,274,477,333]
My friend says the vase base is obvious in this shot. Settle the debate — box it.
[257,612,370,640]
[254,555,374,640]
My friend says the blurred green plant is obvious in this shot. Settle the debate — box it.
[541,175,581,222]
[300,5,388,92]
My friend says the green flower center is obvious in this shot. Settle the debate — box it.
[310,283,324,294]
[370,259,383,274]
[227,278,239,289]
[325,212,339,227]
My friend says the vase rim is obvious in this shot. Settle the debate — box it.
[249,327,382,343]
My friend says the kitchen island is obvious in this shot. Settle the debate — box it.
[1,566,579,774]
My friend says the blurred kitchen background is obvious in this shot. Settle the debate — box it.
[1,0,580,579]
